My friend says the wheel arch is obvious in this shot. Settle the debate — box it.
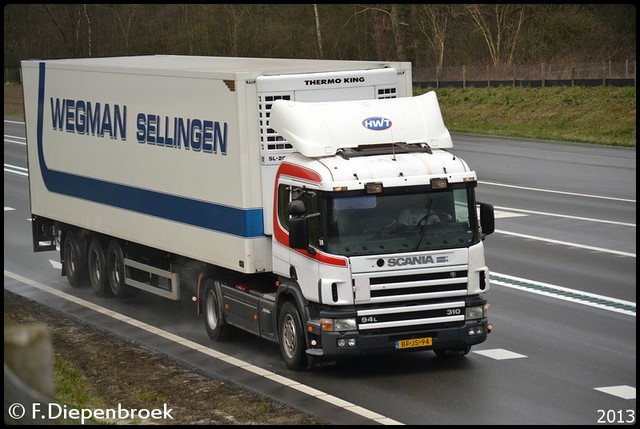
[274,279,312,345]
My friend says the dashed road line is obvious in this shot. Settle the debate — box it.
[473,348,527,360]
[594,385,636,400]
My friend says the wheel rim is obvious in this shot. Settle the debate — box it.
[108,246,123,292]
[64,241,76,276]
[205,289,218,330]
[113,257,121,283]
[282,314,297,359]
[89,249,101,284]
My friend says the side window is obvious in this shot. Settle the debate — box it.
[277,184,292,231]
[302,192,321,248]
[277,184,321,248]
[452,188,470,225]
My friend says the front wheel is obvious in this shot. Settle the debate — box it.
[278,301,307,371]
[202,278,231,341]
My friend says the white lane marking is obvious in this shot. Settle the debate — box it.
[4,135,26,145]
[4,164,28,176]
[480,181,636,204]
[5,207,16,211]
[594,385,636,400]
[3,269,403,425]
[494,205,635,227]
[472,348,527,360]
[4,138,26,145]
[495,229,636,258]
[495,210,527,219]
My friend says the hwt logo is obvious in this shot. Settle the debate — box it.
[362,117,392,131]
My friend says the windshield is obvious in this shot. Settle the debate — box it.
[324,187,478,256]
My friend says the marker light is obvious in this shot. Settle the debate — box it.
[430,178,448,189]
[365,182,383,194]
[320,318,357,332]
[465,305,485,320]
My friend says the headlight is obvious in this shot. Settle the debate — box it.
[465,305,484,320]
[320,318,357,332]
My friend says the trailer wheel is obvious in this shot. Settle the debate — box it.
[278,301,307,371]
[107,239,134,298]
[62,230,88,288]
[88,237,113,297]
[203,279,230,341]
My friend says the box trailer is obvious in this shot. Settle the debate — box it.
[22,55,494,370]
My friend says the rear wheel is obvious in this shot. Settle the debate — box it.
[278,301,307,371]
[202,278,231,341]
[88,237,112,297]
[107,239,135,298]
[62,230,88,288]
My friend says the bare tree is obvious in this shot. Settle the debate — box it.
[95,4,139,55]
[82,4,92,56]
[41,4,89,56]
[389,4,407,60]
[313,4,324,58]
[414,4,461,68]
[223,4,251,57]
[467,4,526,66]
[350,4,402,61]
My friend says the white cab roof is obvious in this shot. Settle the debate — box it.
[269,91,453,158]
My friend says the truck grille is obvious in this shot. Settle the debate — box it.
[355,267,468,331]
[370,270,467,299]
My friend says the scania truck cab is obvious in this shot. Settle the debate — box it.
[265,93,495,368]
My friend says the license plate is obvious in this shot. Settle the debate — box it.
[395,337,433,350]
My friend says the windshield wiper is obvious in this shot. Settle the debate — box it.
[413,199,433,251]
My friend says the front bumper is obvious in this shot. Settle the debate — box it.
[307,318,490,358]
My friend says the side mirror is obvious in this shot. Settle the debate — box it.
[289,217,309,250]
[288,199,306,217]
[288,200,309,250]
[478,202,495,236]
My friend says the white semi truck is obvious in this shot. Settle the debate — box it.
[22,55,495,370]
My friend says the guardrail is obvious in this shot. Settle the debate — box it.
[413,60,636,88]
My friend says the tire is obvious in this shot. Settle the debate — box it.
[202,278,231,341]
[433,345,471,358]
[62,230,88,288]
[278,301,307,371]
[87,237,113,297]
[106,239,135,298]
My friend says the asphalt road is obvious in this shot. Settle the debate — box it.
[4,119,636,425]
